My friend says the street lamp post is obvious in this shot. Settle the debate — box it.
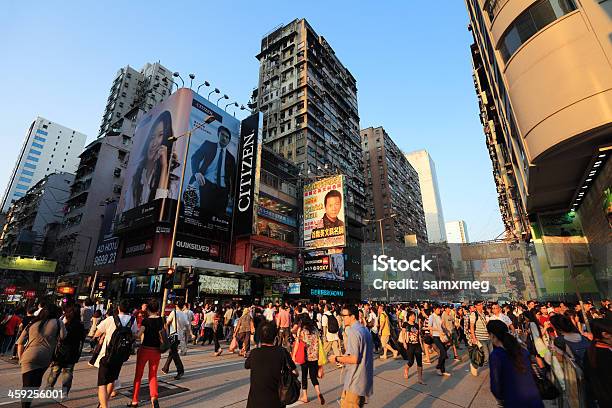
[161,115,217,308]
[173,72,185,88]
[216,94,229,106]
[364,214,397,302]
[188,74,195,89]
[196,81,211,94]
[208,88,220,100]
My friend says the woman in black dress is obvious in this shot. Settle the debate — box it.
[245,321,296,408]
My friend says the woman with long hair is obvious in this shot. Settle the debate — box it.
[16,305,66,408]
[294,317,324,405]
[487,320,543,407]
[129,298,163,408]
[46,304,85,397]
[127,110,175,210]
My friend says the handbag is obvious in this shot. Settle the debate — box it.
[168,311,180,349]
[531,361,560,400]
[279,349,301,405]
[229,335,238,353]
[52,320,71,364]
[292,330,306,365]
[317,338,327,366]
[158,318,170,353]
[398,329,407,344]
[468,344,485,367]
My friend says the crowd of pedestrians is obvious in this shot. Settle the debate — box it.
[0,297,610,408]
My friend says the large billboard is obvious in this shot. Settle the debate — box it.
[303,175,346,249]
[116,89,241,261]
[233,113,263,236]
[116,89,192,227]
[179,91,240,244]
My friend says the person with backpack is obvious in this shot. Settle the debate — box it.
[469,300,491,376]
[16,304,66,408]
[321,304,342,367]
[46,304,85,397]
[93,299,138,408]
[128,298,164,408]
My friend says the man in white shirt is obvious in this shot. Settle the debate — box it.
[94,299,138,408]
[429,304,450,377]
[201,307,215,346]
[224,305,235,341]
[489,303,514,332]
[321,304,342,367]
[263,303,275,322]
[162,301,188,379]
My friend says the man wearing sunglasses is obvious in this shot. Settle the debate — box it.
[329,305,373,408]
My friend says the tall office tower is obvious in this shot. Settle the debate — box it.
[98,62,173,137]
[405,150,447,243]
[446,220,469,244]
[466,0,612,296]
[1,117,86,213]
[54,62,173,278]
[255,19,367,285]
[361,127,428,245]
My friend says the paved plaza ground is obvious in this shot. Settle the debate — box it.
[0,344,503,408]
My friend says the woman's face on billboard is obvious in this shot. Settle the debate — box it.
[148,121,165,161]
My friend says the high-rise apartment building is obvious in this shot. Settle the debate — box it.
[98,62,173,137]
[0,172,74,257]
[254,19,366,223]
[1,117,86,212]
[405,150,447,243]
[55,61,173,278]
[446,220,469,244]
[465,0,612,295]
[361,127,428,245]
[255,19,367,291]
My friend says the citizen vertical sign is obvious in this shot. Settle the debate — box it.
[233,113,263,236]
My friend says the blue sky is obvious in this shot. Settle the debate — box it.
[0,1,504,241]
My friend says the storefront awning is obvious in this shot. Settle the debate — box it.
[158,257,244,274]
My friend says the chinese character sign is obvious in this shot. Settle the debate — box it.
[303,175,346,249]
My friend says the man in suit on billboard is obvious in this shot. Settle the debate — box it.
[190,125,236,214]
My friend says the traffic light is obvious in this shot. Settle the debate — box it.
[186,267,195,287]
[164,266,175,290]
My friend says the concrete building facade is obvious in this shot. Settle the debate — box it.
[361,127,428,245]
[254,19,366,290]
[0,172,74,257]
[465,0,612,296]
[1,117,86,212]
[405,150,447,243]
[99,62,173,137]
[54,62,173,279]
[446,220,470,244]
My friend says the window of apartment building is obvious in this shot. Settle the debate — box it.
[26,155,39,162]
[24,162,36,170]
[499,0,576,62]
